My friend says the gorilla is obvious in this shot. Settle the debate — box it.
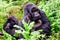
[3,16,18,35]
[3,3,50,39]
[19,3,50,36]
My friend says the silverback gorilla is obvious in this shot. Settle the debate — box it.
[3,3,50,39]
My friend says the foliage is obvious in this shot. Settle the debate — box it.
[2,30,16,40]
[13,20,44,40]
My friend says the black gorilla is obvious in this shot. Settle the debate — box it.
[3,16,18,35]
[3,3,50,39]
[19,3,50,36]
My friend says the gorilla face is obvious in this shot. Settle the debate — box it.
[24,3,41,21]
[8,16,18,25]
[31,7,41,21]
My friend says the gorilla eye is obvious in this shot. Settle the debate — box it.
[31,7,38,12]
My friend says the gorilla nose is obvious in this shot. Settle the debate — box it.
[35,13,40,17]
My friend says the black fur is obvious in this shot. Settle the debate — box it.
[3,16,18,37]
[19,3,50,36]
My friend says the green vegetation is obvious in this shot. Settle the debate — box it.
[13,20,45,40]
[0,0,60,40]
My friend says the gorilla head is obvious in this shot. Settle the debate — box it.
[24,3,41,21]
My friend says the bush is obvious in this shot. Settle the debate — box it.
[13,20,45,40]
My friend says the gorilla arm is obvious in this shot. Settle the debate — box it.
[39,11,50,36]
[18,16,30,27]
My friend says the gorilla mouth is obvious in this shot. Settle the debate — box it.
[32,16,41,21]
